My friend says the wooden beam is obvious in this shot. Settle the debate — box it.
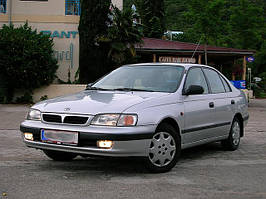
[232,73,236,80]
[232,58,236,80]
[153,54,156,62]
[242,56,247,80]
[204,44,208,65]
[198,55,202,64]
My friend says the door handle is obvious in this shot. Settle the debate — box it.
[209,102,214,108]
[231,100,235,105]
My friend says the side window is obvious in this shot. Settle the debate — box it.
[203,68,225,94]
[220,76,232,92]
[184,67,209,94]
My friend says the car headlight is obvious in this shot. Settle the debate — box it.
[27,109,41,121]
[91,114,137,126]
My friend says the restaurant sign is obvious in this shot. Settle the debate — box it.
[159,56,196,63]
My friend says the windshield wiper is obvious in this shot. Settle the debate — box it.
[113,88,155,92]
[86,87,111,91]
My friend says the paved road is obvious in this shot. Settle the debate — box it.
[0,100,266,199]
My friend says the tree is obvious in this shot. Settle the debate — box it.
[229,0,264,50]
[164,0,188,31]
[78,0,111,83]
[97,6,143,67]
[133,0,166,38]
[0,23,58,103]
[184,0,227,46]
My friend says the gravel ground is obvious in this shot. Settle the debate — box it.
[0,99,266,199]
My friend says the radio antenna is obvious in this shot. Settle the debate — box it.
[191,35,203,59]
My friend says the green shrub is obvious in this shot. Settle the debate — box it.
[0,73,8,103]
[40,95,48,101]
[15,91,33,104]
[0,23,58,103]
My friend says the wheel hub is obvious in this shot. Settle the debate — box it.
[148,132,176,167]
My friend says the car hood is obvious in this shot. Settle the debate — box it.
[32,90,170,115]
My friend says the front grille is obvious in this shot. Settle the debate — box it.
[43,114,62,123]
[64,116,88,125]
[42,114,89,125]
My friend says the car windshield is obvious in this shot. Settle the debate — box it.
[91,65,184,93]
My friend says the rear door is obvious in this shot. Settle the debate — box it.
[202,68,233,137]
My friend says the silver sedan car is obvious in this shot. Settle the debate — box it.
[20,63,249,172]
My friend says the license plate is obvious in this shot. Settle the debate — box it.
[41,129,78,146]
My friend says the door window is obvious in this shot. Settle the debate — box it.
[184,67,209,94]
[203,68,226,94]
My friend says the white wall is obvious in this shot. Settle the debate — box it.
[11,0,65,16]
[0,0,123,82]
[9,0,122,16]
[112,0,123,10]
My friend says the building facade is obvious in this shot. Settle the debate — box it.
[0,0,123,82]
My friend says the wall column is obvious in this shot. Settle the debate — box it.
[242,56,247,80]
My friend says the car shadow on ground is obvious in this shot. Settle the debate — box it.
[36,142,226,174]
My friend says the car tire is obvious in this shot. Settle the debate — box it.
[221,117,241,151]
[145,123,181,173]
[43,150,77,161]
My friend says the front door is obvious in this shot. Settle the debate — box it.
[182,67,215,145]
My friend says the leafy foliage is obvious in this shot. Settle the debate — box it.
[183,0,227,46]
[79,1,143,83]
[97,6,143,67]
[125,0,166,38]
[164,0,265,76]
[0,23,58,103]
[78,0,111,83]
[229,0,264,49]
[142,0,166,38]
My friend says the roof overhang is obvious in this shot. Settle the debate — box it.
[136,48,254,56]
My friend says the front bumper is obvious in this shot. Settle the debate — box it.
[20,120,155,157]
[243,114,249,128]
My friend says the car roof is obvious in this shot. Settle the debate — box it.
[123,63,214,70]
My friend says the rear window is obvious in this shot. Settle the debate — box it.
[220,76,232,92]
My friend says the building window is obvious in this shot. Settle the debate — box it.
[0,0,7,14]
[65,0,80,16]
[20,0,48,1]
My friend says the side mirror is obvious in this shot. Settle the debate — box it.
[86,83,93,89]
[183,85,204,95]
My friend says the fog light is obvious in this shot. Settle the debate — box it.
[24,133,33,141]
[97,140,113,149]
